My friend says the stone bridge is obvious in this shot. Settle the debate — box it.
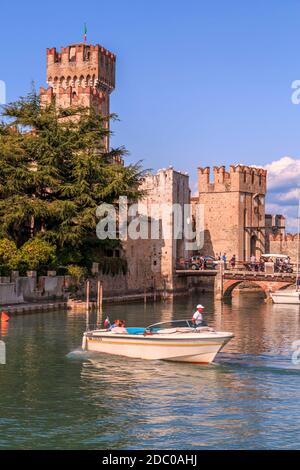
[175,268,296,300]
[217,270,295,300]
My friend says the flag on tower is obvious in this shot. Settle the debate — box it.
[84,23,87,43]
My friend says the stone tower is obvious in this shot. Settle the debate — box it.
[194,165,267,261]
[40,43,116,151]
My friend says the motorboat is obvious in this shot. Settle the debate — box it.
[82,320,234,364]
[270,197,300,304]
[270,290,300,304]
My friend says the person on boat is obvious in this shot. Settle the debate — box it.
[192,304,205,327]
[109,319,121,331]
[112,320,128,334]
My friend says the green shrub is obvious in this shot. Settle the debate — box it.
[18,239,57,272]
[67,265,87,284]
[0,239,18,266]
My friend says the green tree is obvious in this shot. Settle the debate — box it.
[18,238,57,271]
[0,92,144,268]
[0,238,18,274]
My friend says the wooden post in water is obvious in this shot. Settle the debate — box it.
[86,280,90,311]
[144,288,147,304]
[86,280,90,330]
[97,280,103,325]
[100,282,103,309]
[97,280,101,311]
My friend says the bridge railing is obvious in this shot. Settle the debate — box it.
[223,270,296,281]
[176,258,299,274]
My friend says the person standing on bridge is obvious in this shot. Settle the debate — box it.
[222,253,227,269]
[192,304,205,327]
[230,255,236,270]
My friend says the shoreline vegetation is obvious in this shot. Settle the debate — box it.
[0,92,144,281]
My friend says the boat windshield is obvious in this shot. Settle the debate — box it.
[146,319,194,332]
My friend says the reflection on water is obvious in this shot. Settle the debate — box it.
[1,293,300,449]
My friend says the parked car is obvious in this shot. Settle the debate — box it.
[190,255,202,270]
[203,256,218,270]
[189,255,218,270]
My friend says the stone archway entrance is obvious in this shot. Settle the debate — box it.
[250,235,257,257]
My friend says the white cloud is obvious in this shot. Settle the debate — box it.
[265,156,300,232]
[277,188,300,203]
[265,156,300,191]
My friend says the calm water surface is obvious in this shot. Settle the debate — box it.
[1,293,300,449]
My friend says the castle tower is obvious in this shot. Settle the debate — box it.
[194,165,267,261]
[40,43,116,151]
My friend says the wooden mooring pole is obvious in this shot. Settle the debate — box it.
[97,280,103,326]
[86,280,90,330]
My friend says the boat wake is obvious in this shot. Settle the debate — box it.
[216,352,300,374]
[66,348,93,361]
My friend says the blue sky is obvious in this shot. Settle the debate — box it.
[1,0,300,229]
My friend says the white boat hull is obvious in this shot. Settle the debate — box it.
[270,291,300,304]
[82,330,233,364]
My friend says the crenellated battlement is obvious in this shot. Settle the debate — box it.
[40,42,117,151]
[46,44,116,62]
[269,233,299,242]
[198,164,267,194]
[45,43,115,93]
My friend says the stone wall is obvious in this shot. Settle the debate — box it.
[0,274,67,305]
[194,164,266,261]
[269,234,300,263]
[0,283,24,305]
[132,168,191,291]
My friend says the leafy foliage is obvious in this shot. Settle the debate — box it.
[67,265,87,284]
[0,238,18,275]
[0,237,56,274]
[18,238,57,271]
[0,92,144,272]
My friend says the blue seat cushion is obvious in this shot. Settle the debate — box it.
[126,327,145,335]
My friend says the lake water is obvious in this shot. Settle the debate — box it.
[1,292,300,450]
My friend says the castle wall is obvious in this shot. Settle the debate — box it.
[85,170,191,296]
[269,234,300,263]
[265,214,286,253]
[136,168,190,290]
[196,165,267,261]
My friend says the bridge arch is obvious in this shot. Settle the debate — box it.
[223,280,267,299]
[223,279,295,300]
